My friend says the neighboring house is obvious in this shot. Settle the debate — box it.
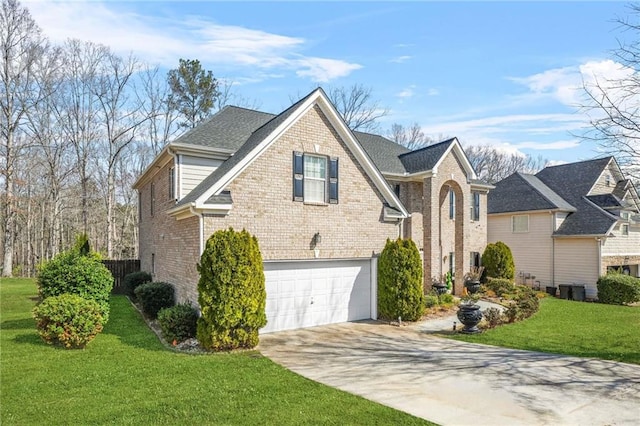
[488,157,640,299]
[133,88,491,333]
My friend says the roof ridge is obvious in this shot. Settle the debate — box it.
[541,156,613,170]
[516,172,575,211]
[397,137,456,158]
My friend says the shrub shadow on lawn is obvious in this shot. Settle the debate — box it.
[13,332,43,346]
[1,318,36,330]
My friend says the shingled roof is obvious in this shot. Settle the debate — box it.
[398,139,456,174]
[488,157,621,236]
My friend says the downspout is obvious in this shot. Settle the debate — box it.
[596,237,602,279]
[551,212,555,286]
[190,206,204,255]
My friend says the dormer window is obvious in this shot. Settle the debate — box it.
[605,174,611,187]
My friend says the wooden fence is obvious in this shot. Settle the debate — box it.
[102,259,140,294]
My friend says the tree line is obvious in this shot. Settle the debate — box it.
[0,0,225,276]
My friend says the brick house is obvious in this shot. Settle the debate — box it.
[487,157,640,299]
[134,88,491,332]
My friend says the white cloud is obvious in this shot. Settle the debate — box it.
[515,139,580,150]
[427,88,439,96]
[509,59,637,108]
[295,58,362,82]
[546,160,568,167]
[389,55,412,63]
[396,85,416,99]
[26,0,361,83]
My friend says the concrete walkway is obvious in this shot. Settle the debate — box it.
[259,321,640,425]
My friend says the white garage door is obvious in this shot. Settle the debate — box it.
[261,259,373,333]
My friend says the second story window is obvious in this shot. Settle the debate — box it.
[293,152,338,204]
[512,214,529,233]
[150,183,155,217]
[471,192,480,221]
[449,189,455,219]
[621,223,629,236]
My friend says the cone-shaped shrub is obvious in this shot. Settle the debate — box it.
[377,238,424,321]
[481,241,515,282]
[196,228,266,351]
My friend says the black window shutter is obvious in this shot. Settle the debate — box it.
[329,157,338,203]
[293,152,304,201]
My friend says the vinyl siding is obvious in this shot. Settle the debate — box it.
[487,212,553,286]
[602,222,640,256]
[554,238,599,299]
[179,155,223,197]
[554,212,568,230]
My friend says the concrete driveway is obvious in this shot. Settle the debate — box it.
[259,321,640,425]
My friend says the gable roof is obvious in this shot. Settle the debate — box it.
[170,88,409,219]
[488,173,576,214]
[489,157,620,236]
[353,131,410,174]
[398,139,456,174]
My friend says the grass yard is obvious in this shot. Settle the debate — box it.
[0,278,430,425]
[451,297,640,365]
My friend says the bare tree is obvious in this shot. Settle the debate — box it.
[215,78,262,112]
[93,51,149,258]
[56,39,107,234]
[327,84,388,132]
[465,145,548,184]
[0,0,48,276]
[580,4,640,180]
[387,122,433,150]
[138,66,179,157]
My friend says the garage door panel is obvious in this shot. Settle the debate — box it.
[262,259,372,333]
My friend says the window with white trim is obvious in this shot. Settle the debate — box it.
[512,215,529,233]
[471,191,480,221]
[621,211,630,220]
[293,152,338,204]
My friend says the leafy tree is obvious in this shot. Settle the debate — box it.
[167,58,219,129]
[196,228,266,351]
[377,238,424,321]
[481,241,515,282]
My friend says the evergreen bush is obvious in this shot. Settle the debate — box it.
[134,282,175,319]
[33,294,104,349]
[158,303,199,343]
[481,241,515,281]
[597,274,640,305]
[123,271,152,301]
[196,228,266,351]
[377,238,424,321]
[37,249,113,322]
[483,278,516,297]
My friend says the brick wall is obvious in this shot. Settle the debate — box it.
[203,104,400,261]
[138,162,201,304]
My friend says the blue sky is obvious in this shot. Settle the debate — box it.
[28,1,634,165]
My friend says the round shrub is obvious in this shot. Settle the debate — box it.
[33,294,104,349]
[134,282,175,319]
[196,228,266,351]
[483,278,516,297]
[123,271,152,301]
[37,250,113,322]
[481,242,515,282]
[597,274,640,305]
[377,238,424,322]
[158,303,198,343]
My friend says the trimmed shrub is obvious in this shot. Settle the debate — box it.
[123,271,152,301]
[135,282,175,319]
[481,241,515,282]
[378,238,424,322]
[37,250,113,322]
[597,274,640,305]
[158,303,198,343]
[197,228,266,351]
[424,294,439,308]
[504,285,540,322]
[33,294,104,349]
[483,278,515,297]
[482,307,504,329]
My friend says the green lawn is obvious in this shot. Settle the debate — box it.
[1,278,430,425]
[451,297,640,364]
